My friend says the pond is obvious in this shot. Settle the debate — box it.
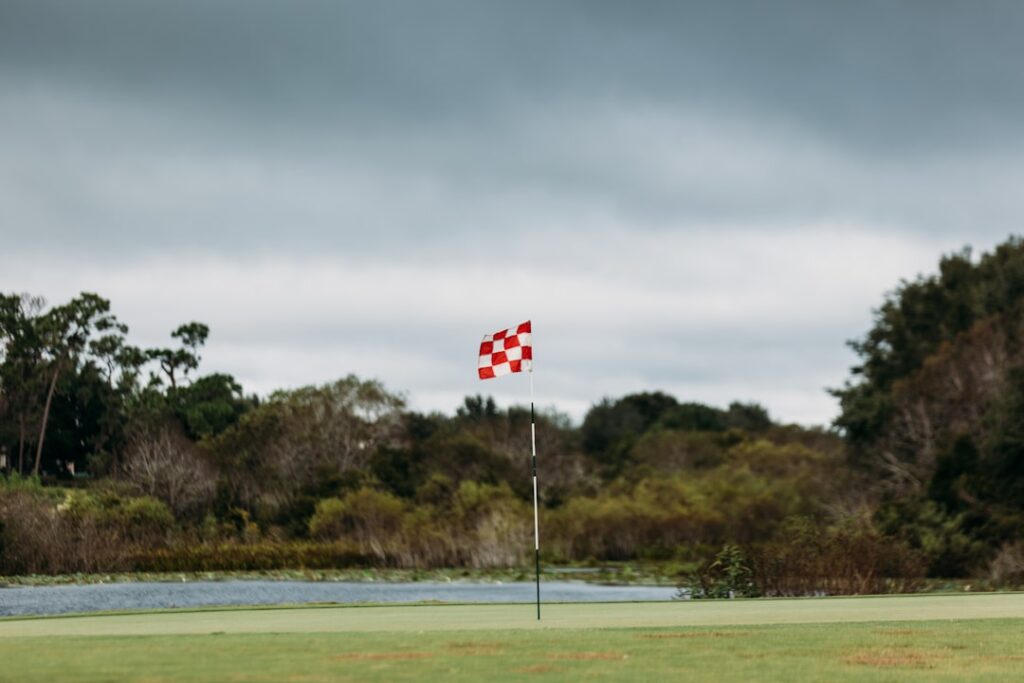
[0,580,679,617]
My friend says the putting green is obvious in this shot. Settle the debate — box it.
[2,592,1023,637]
[3,596,1024,682]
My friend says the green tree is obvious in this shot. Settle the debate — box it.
[581,392,679,474]
[28,293,123,475]
[0,294,46,473]
[168,373,254,440]
[150,322,209,390]
[834,239,1024,459]
[206,376,405,524]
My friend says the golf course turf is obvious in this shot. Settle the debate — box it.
[1,593,1023,681]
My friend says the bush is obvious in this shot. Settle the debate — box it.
[132,541,369,572]
[309,489,405,563]
[0,483,175,575]
[988,541,1024,587]
[546,470,811,562]
[678,544,759,599]
[748,517,925,596]
[452,481,529,568]
[121,422,215,518]
[308,498,347,539]
[630,430,726,473]
[305,483,531,569]
[875,500,988,577]
[64,491,174,546]
[0,488,67,574]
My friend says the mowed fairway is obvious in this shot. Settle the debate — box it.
[1,594,1023,682]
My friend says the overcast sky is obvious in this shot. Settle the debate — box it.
[3,1,1023,425]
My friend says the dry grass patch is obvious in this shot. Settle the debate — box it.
[548,651,628,661]
[979,655,1024,662]
[513,664,565,674]
[872,628,926,636]
[843,649,948,669]
[444,641,505,656]
[638,630,749,640]
[331,652,433,661]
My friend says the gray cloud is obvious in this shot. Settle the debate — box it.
[6,1,1024,141]
[3,1,1024,424]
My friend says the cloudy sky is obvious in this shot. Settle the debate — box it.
[3,1,1023,425]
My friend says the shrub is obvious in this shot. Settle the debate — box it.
[630,430,726,473]
[309,489,405,563]
[132,541,369,572]
[678,544,759,599]
[308,498,347,539]
[104,496,175,545]
[0,484,176,575]
[988,541,1024,587]
[0,488,68,574]
[748,517,925,596]
[305,483,531,569]
[453,481,529,568]
[875,500,989,577]
[121,422,215,518]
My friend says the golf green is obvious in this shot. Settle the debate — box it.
[1,594,1022,681]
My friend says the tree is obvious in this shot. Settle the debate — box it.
[834,239,1024,459]
[2,293,127,476]
[579,393,772,478]
[34,294,125,475]
[832,237,1024,575]
[581,392,679,473]
[168,373,254,440]
[122,422,215,518]
[456,395,498,421]
[205,376,405,521]
[151,322,209,390]
[0,294,46,473]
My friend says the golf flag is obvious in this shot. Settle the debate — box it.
[478,320,532,380]
[476,320,542,620]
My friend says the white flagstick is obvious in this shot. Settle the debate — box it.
[529,365,540,620]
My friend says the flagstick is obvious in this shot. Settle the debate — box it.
[529,367,540,620]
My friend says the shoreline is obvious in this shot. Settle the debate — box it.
[0,565,680,588]
[0,568,1005,595]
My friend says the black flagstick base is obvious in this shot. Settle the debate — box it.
[535,547,541,620]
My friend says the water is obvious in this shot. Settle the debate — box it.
[0,580,678,617]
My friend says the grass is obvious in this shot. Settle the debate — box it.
[1,594,1023,681]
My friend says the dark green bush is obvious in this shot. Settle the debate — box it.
[748,517,925,596]
[678,544,758,599]
[132,542,370,572]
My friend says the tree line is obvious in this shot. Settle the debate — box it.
[3,237,1024,591]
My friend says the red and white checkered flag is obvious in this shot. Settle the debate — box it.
[478,320,532,380]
